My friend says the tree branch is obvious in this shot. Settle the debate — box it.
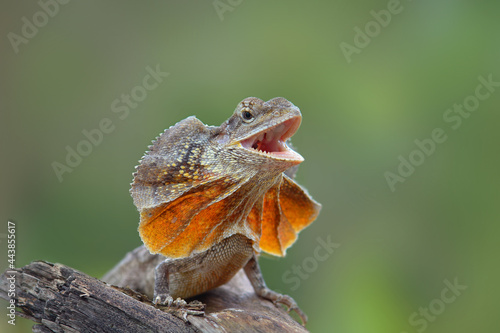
[0,246,308,332]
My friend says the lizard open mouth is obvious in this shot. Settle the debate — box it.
[240,117,303,161]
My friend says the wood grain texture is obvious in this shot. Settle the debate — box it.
[0,248,309,332]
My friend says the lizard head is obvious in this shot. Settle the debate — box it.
[219,97,304,165]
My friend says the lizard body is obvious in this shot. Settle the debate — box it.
[131,97,321,324]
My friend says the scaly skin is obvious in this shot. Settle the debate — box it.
[130,97,321,325]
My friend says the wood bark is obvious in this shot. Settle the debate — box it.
[0,246,308,333]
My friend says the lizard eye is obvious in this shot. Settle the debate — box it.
[241,110,255,123]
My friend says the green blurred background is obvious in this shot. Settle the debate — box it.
[1,1,499,332]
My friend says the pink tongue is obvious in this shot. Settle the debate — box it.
[242,121,292,152]
[262,136,278,152]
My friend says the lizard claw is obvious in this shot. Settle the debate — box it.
[153,294,200,311]
[257,289,308,326]
[153,294,174,306]
[153,295,188,308]
[153,294,205,321]
[276,294,308,326]
[172,297,187,307]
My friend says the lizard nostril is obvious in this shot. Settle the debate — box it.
[272,110,280,117]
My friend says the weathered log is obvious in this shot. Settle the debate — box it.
[0,247,308,332]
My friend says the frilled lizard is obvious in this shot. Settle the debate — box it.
[130,97,321,325]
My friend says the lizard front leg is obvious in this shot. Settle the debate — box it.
[153,259,187,307]
[154,234,254,306]
[244,255,308,325]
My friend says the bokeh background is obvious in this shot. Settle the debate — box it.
[1,1,499,332]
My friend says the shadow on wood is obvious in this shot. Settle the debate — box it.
[0,246,309,333]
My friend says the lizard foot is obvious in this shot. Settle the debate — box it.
[153,294,205,319]
[257,288,308,326]
[153,294,187,307]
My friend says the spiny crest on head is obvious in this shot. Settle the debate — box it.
[266,97,295,108]
[238,97,264,112]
